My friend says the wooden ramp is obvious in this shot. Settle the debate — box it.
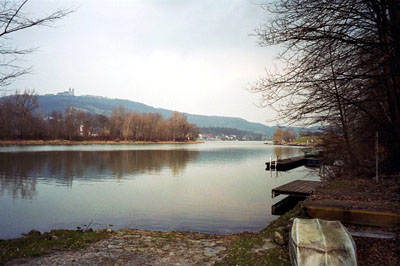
[272,180,321,198]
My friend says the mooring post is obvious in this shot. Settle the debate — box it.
[376,131,379,183]
[269,156,272,171]
[320,162,324,176]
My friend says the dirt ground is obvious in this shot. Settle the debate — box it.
[353,235,400,266]
[310,175,400,213]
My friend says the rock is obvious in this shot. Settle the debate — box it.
[106,228,113,233]
[27,230,41,237]
[274,231,285,245]
[284,223,292,232]
[253,239,276,253]
[86,228,94,232]
[107,244,121,249]
[204,246,226,257]
[202,240,216,247]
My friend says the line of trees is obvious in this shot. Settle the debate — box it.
[253,0,400,173]
[0,91,199,141]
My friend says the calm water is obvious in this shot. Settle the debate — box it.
[0,141,318,239]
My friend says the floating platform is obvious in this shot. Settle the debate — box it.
[304,158,320,167]
[266,156,307,171]
[271,180,321,198]
[266,152,322,171]
[303,199,400,227]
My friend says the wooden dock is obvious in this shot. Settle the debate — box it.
[271,180,321,198]
[271,195,305,215]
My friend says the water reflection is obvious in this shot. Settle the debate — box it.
[0,145,303,199]
[273,146,301,159]
[0,143,318,239]
[0,150,198,199]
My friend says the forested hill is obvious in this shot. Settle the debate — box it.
[36,94,279,136]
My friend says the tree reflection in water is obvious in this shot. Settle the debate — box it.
[0,150,198,199]
[273,146,300,159]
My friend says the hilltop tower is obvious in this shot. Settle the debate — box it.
[57,88,75,96]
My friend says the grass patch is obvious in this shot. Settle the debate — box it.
[0,229,113,265]
[292,136,321,144]
[220,204,308,266]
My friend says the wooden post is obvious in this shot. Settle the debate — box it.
[270,156,272,171]
[376,131,379,183]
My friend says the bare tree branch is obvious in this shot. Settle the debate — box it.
[0,0,73,88]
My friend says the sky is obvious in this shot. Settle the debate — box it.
[7,0,280,125]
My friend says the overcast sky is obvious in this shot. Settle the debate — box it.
[7,0,280,125]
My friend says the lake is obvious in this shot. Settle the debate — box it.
[0,141,319,239]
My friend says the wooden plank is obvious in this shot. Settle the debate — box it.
[271,180,321,198]
[347,229,397,239]
[303,200,400,227]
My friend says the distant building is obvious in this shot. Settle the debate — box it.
[198,133,216,141]
[57,88,75,96]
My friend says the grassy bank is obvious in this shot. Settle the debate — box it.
[219,204,307,265]
[0,205,307,265]
[291,136,322,145]
[0,229,114,265]
[0,140,203,146]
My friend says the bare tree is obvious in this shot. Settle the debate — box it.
[273,127,283,144]
[283,128,296,143]
[110,105,126,140]
[168,112,190,141]
[0,89,38,139]
[0,0,72,88]
[12,89,37,138]
[252,0,400,172]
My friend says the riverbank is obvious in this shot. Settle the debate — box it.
[1,172,398,265]
[0,140,203,146]
[0,206,305,265]
[3,191,398,265]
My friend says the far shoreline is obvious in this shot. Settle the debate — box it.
[0,140,204,146]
